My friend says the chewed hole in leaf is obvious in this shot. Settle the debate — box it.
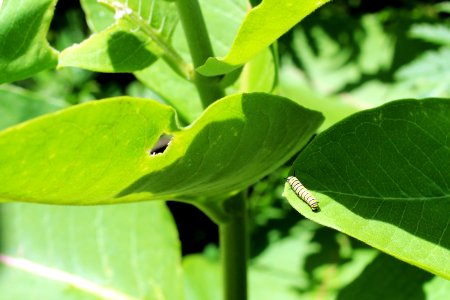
[149,134,173,156]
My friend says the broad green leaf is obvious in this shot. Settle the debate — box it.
[59,0,179,73]
[0,93,323,205]
[197,0,331,76]
[285,99,450,279]
[0,0,58,83]
[0,85,67,130]
[0,201,183,299]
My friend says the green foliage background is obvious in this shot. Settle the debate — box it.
[0,0,449,299]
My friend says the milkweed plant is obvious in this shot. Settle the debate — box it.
[0,0,449,299]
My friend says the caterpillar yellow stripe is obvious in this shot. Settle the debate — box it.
[286,176,319,212]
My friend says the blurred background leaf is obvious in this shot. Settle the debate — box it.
[278,0,450,121]
[183,218,450,299]
[0,85,67,131]
[0,202,183,299]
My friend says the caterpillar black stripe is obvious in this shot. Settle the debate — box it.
[287,176,319,211]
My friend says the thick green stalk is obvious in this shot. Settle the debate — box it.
[219,193,248,300]
[175,2,246,298]
[175,0,225,107]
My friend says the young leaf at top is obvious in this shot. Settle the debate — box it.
[59,0,183,74]
[0,0,58,84]
[197,0,331,76]
[285,98,450,279]
[0,93,323,207]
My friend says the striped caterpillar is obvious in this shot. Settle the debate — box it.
[286,175,319,212]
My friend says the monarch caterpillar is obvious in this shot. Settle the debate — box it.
[286,175,319,212]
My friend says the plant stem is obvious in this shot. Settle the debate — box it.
[175,2,246,298]
[175,0,225,107]
[219,193,248,300]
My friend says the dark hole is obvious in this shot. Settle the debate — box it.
[149,134,173,155]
